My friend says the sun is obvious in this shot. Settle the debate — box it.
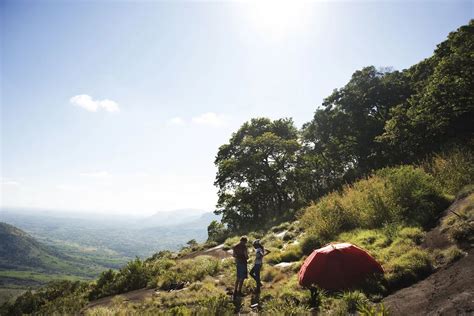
[247,0,311,40]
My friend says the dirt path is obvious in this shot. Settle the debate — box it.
[179,243,232,260]
[81,288,156,312]
[383,249,474,315]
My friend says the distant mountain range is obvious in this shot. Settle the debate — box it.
[142,208,220,228]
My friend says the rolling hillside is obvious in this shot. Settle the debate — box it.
[0,222,106,287]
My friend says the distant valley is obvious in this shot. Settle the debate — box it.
[0,208,219,295]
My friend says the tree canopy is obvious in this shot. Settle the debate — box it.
[212,21,474,234]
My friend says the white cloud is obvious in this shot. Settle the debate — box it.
[79,171,110,178]
[168,117,185,126]
[191,112,228,127]
[70,94,120,112]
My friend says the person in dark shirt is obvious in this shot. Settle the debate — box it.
[232,236,248,298]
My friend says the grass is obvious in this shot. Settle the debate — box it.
[338,226,433,291]
[8,151,472,315]
[441,193,474,246]
[300,165,448,243]
[422,148,474,196]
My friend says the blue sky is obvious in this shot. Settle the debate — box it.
[1,0,472,215]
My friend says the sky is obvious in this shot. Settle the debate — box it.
[1,0,472,216]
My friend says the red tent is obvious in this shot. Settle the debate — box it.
[298,243,384,290]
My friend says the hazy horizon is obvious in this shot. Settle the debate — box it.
[1,0,472,215]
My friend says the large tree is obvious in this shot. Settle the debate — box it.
[301,66,412,189]
[214,118,301,232]
[380,21,474,159]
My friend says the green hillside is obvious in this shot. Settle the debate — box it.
[0,223,107,287]
[1,21,473,316]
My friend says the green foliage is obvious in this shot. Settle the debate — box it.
[377,166,449,227]
[2,280,89,315]
[442,193,474,245]
[207,220,228,243]
[300,235,322,256]
[279,244,303,263]
[262,299,311,315]
[89,257,150,300]
[338,226,432,291]
[223,236,241,250]
[214,118,303,232]
[384,248,432,289]
[422,148,474,196]
[380,21,474,159]
[340,291,369,314]
[301,165,447,242]
[157,256,220,289]
[358,302,390,316]
[435,246,466,266]
[301,66,413,194]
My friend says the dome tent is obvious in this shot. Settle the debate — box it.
[298,243,384,290]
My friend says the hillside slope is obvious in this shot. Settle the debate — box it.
[383,249,473,315]
[0,222,105,286]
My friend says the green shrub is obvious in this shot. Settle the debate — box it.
[435,246,466,265]
[457,184,474,200]
[157,256,220,289]
[357,302,390,316]
[279,244,303,262]
[301,165,447,242]
[271,222,291,233]
[207,220,229,243]
[196,294,234,315]
[397,227,425,245]
[442,194,474,244]
[377,165,448,227]
[262,299,310,315]
[261,266,285,283]
[282,230,298,241]
[422,148,474,196]
[300,234,322,255]
[385,248,433,289]
[340,291,368,314]
[223,236,240,250]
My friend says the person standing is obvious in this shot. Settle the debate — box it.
[232,236,248,298]
[249,239,270,292]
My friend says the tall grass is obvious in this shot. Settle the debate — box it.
[422,148,474,196]
[300,165,447,242]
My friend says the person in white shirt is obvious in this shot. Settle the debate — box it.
[249,239,270,292]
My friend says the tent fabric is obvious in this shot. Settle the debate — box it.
[298,243,384,290]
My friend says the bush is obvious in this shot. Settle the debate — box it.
[301,166,448,242]
[5,281,89,315]
[377,166,448,227]
[262,299,310,315]
[422,148,474,196]
[340,291,369,314]
[385,248,433,289]
[223,236,241,250]
[442,193,474,245]
[279,244,303,262]
[157,256,220,289]
[207,220,229,243]
[435,246,466,266]
[300,234,323,255]
[261,266,285,283]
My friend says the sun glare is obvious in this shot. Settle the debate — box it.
[247,0,312,39]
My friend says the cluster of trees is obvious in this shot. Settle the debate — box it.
[211,21,473,234]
